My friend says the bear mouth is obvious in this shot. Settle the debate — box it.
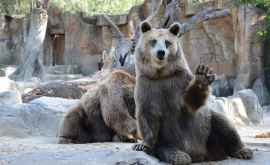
[152,57,167,69]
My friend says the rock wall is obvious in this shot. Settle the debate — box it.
[180,2,266,95]
[43,6,135,75]
[0,1,267,90]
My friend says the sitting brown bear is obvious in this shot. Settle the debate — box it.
[133,21,253,165]
[58,69,140,143]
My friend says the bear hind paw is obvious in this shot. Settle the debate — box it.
[231,148,253,160]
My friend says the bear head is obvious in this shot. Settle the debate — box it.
[135,21,190,79]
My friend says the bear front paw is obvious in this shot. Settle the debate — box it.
[231,148,253,160]
[195,64,215,87]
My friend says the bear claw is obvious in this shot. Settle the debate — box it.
[133,143,150,153]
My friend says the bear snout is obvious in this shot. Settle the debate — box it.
[157,50,165,60]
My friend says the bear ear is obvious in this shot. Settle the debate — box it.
[140,21,152,33]
[168,22,182,36]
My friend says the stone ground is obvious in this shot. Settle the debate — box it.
[0,136,270,165]
[0,125,270,165]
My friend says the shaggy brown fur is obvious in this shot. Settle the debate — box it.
[58,69,140,144]
[133,21,253,165]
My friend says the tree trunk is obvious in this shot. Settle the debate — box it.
[9,8,48,81]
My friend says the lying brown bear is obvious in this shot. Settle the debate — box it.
[58,69,140,143]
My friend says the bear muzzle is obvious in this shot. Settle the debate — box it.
[157,50,165,60]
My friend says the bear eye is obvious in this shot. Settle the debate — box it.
[165,40,172,48]
[149,39,157,47]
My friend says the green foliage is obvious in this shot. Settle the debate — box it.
[237,0,270,39]
[50,0,144,15]
[0,0,31,16]
[0,0,144,16]
[238,0,270,93]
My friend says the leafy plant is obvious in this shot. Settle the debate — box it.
[0,0,144,16]
[0,0,31,16]
[238,0,270,93]
[237,0,270,39]
[50,0,144,15]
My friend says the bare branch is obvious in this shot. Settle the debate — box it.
[180,8,231,36]
[101,16,132,69]
[163,0,183,28]
[102,15,125,39]
[95,1,230,71]
[145,0,166,28]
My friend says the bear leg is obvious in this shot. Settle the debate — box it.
[207,111,253,160]
[156,147,192,165]
[58,106,88,144]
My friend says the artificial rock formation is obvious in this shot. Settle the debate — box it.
[0,1,267,91]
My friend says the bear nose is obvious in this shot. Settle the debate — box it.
[157,50,165,60]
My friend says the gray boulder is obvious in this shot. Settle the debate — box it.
[207,89,263,126]
[236,89,263,124]
[0,97,79,138]
[207,95,251,126]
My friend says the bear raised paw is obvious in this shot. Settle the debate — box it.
[133,20,253,165]
[195,64,215,87]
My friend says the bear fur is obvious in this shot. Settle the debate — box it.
[132,21,253,164]
[58,69,140,143]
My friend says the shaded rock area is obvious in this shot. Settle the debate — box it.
[211,75,234,97]
[252,78,270,106]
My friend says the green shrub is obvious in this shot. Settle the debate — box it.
[0,0,30,16]
[237,0,270,39]
[0,0,144,16]
[50,0,144,15]
[238,0,270,92]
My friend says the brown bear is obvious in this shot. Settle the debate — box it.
[132,21,253,165]
[58,69,140,143]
